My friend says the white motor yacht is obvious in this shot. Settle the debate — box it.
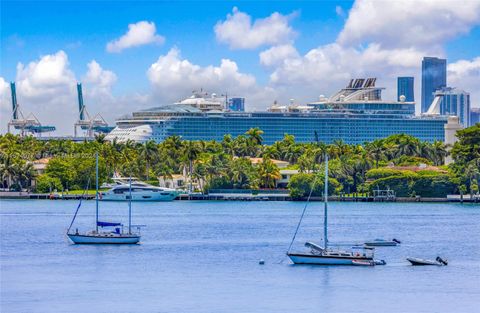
[100,179,178,201]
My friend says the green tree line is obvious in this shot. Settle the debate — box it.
[1,124,479,198]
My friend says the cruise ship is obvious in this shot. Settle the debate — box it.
[105,78,448,145]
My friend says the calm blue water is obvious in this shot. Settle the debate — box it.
[1,200,479,313]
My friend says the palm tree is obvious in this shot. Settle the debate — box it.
[0,154,18,189]
[396,135,420,157]
[297,153,314,173]
[465,160,480,198]
[222,134,236,156]
[312,144,328,170]
[154,162,174,187]
[203,154,227,187]
[257,157,281,188]
[139,140,158,180]
[284,145,303,164]
[16,162,35,191]
[331,139,350,157]
[383,142,398,160]
[234,136,249,157]
[95,133,106,144]
[418,142,433,160]
[108,138,124,174]
[366,141,384,168]
[351,156,371,193]
[245,128,264,146]
[230,157,257,189]
[430,140,448,165]
[182,141,201,193]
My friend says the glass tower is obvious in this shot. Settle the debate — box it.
[397,77,414,102]
[433,87,471,126]
[421,57,446,113]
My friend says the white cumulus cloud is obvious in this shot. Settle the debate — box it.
[337,0,480,49]
[259,44,300,68]
[215,7,297,50]
[15,50,76,102]
[106,21,165,53]
[0,78,11,124]
[259,1,480,112]
[147,47,275,107]
[448,57,480,107]
[83,60,117,99]
[269,43,425,94]
[0,51,127,134]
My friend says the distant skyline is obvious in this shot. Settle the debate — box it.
[1,0,480,135]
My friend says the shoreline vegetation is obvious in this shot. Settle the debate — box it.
[1,124,479,201]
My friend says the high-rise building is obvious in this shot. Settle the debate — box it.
[470,108,480,125]
[397,77,414,102]
[421,57,446,113]
[428,87,470,126]
[228,97,245,112]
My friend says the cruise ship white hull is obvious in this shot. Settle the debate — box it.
[287,253,373,265]
[67,233,140,244]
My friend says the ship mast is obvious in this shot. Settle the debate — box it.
[324,153,328,249]
[95,152,99,233]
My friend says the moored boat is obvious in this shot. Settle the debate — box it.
[364,238,401,247]
[407,257,448,266]
[67,232,140,244]
[352,259,375,266]
[100,179,178,201]
[286,153,385,266]
[66,153,142,244]
[288,243,375,265]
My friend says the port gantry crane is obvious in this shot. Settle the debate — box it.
[73,83,114,137]
[7,82,56,136]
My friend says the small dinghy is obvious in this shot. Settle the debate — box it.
[364,238,401,246]
[352,259,387,266]
[407,256,448,266]
[352,260,374,266]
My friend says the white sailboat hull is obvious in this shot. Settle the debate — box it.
[68,234,140,244]
[288,253,373,265]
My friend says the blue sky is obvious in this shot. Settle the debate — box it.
[1,1,347,92]
[1,0,479,134]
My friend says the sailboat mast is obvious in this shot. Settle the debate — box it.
[128,177,132,234]
[324,153,328,249]
[95,152,99,233]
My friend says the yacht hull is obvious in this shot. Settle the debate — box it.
[287,253,373,265]
[67,234,140,244]
[406,257,445,266]
[100,192,177,201]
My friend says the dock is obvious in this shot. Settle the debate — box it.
[0,192,95,200]
[1,191,478,202]
[178,189,291,201]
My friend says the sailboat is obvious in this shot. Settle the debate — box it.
[287,154,383,265]
[67,153,141,244]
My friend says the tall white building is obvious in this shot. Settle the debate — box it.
[444,116,463,165]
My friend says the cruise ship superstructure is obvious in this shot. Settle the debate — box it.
[105,79,448,144]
